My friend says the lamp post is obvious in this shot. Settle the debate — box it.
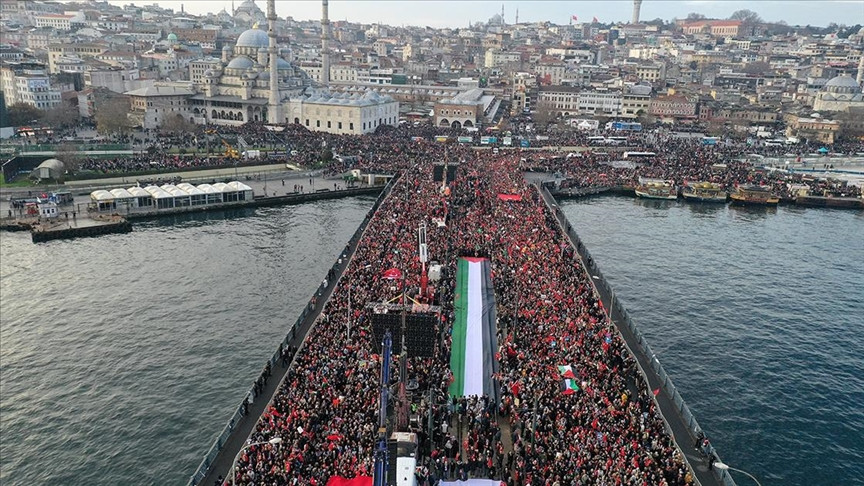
[713,462,762,486]
[231,437,282,486]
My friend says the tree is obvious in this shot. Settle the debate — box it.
[6,103,43,127]
[730,9,763,36]
[532,100,557,129]
[43,102,80,128]
[54,143,81,175]
[160,113,194,134]
[95,97,133,135]
[729,9,762,23]
[686,13,706,20]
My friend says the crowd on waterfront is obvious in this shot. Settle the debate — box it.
[25,121,860,202]
[229,147,694,485]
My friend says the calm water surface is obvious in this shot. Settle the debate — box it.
[0,197,374,485]
[561,197,864,486]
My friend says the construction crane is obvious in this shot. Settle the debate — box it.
[222,139,240,159]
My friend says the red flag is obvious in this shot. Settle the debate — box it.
[653,388,660,396]
[571,14,578,21]
[562,370,576,379]
[326,434,341,441]
[382,268,402,280]
[592,16,599,23]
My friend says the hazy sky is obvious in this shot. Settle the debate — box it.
[115,1,864,28]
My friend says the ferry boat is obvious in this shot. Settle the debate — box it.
[681,182,728,203]
[730,185,780,206]
[634,178,677,200]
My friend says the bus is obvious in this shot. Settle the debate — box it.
[392,432,417,486]
[605,136,629,145]
[587,136,606,145]
[702,137,719,146]
[623,151,656,159]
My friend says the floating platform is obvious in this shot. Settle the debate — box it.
[28,216,132,243]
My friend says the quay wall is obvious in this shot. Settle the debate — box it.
[538,182,736,486]
[189,174,400,486]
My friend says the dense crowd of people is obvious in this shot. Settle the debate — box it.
[229,144,695,485]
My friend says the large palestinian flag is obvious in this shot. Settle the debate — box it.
[449,257,498,400]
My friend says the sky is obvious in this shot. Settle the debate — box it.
[112,0,864,28]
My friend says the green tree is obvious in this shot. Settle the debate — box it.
[686,13,706,20]
[6,103,43,127]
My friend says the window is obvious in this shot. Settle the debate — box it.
[327,121,331,128]
[349,122,354,130]
[338,122,342,129]
[316,120,320,127]
[305,119,309,126]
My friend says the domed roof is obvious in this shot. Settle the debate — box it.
[227,56,255,69]
[276,58,291,69]
[825,75,860,90]
[167,33,178,42]
[38,158,65,171]
[236,27,269,48]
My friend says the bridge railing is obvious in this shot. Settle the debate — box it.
[186,172,400,486]
[538,182,736,486]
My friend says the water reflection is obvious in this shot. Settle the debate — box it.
[729,204,778,221]
[685,201,727,216]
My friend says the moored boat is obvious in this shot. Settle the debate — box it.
[634,178,677,200]
[682,181,728,203]
[730,185,780,206]
[795,194,864,209]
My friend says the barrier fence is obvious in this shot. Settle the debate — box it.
[186,173,400,486]
[538,182,737,486]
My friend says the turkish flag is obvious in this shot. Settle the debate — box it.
[382,268,402,280]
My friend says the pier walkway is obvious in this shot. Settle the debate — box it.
[537,181,734,486]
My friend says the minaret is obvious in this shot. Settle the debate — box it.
[515,8,519,25]
[857,55,864,86]
[501,4,505,25]
[632,0,642,24]
[321,0,330,86]
[266,0,281,123]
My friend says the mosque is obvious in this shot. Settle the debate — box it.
[128,0,399,135]
[812,73,864,113]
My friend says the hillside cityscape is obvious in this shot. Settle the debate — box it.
[0,0,862,144]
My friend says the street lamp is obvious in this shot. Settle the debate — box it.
[231,437,283,486]
[713,462,762,486]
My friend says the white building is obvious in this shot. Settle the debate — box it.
[485,49,521,69]
[577,90,622,117]
[0,61,61,110]
[34,12,84,30]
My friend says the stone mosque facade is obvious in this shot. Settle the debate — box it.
[130,16,398,135]
[812,74,864,113]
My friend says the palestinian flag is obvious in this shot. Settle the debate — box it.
[449,258,498,399]
[558,365,579,395]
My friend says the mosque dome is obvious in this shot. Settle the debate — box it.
[227,56,255,70]
[824,75,860,93]
[236,27,269,49]
[167,33,178,42]
[276,58,292,70]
